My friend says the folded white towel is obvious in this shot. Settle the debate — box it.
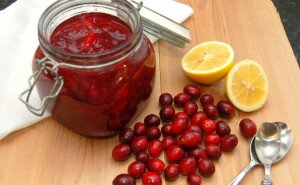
[0,0,193,139]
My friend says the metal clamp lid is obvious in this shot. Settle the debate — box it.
[19,57,64,116]
[128,0,191,47]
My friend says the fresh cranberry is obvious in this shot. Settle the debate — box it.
[161,123,173,137]
[216,120,231,137]
[142,172,162,185]
[187,173,202,185]
[148,139,163,157]
[190,111,207,126]
[128,161,146,179]
[205,145,222,160]
[130,136,148,154]
[174,93,190,107]
[144,114,161,127]
[204,134,220,146]
[173,112,190,122]
[203,105,219,119]
[166,145,185,163]
[113,174,136,185]
[159,106,175,122]
[201,119,216,134]
[179,156,197,176]
[146,126,161,140]
[239,118,257,138]
[187,124,203,135]
[164,164,180,182]
[220,134,238,152]
[178,131,202,148]
[133,122,147,136]
[187,147,206,160]
[217,100,235,118]
[172,118,188,135]
[200,94,214,106]
[162,136,177,150]
[119,128,134,144]
[135,152,150,163]
[147,158,165,175]
[183,84,202,100]
[159,93,173,106]
[112,144,131,161]
[198,158,215,177]
[184,102,198,117]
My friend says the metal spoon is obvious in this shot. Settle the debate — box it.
[255,122,281,185]
[227,136,261,185]
[228,122,293,185]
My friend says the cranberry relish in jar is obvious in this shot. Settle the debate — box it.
[28,0,155,137]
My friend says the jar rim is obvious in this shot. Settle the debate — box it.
[38,0,143,65]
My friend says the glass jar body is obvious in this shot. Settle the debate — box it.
[33,35,155,138]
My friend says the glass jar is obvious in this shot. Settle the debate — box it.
[21,0,156,138]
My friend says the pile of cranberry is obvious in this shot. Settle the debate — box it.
[112,84,257,185]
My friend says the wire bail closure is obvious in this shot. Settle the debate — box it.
[19,57,64,116]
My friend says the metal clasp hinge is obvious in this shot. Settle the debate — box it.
[19,57,64,116]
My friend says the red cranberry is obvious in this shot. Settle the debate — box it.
[172,118,188,135]
[239,118,257,138]
[178,131,202,148]
[187,173,202,185]
[216,120,231,137]
[166,145,185,163]
[200,94,214,106]
[183,84,202,99]
[220,134,238,152]
[146,126,161,140]
[203,105,219,119]
[112,144,131,161]
[159,93,173,106]
[147,158,165,175]
[134,122,147,136]
[144,114,161,127]
[198,158,215,177]
[184,102,198,117]
[191,111,207,126]
[204,134,220,146]
[130,136,148,154]
[161,123,173,137]
[201,119,216,134]
[187,124,203,135]
[148,139,163,157]
[128,161,146,179]
[164,164,180,182]
[187,147,206,160]
[113,174,136,185]
[135,152,150,163]
[159,106,175,122]
[179,156,197,176]
[119,128,134,144]
[162,136,177,150]
[217,100,235,118]
[173,112,189,122]
[142,172,162,185]
[205,145,222,160]
[174,93,190,107]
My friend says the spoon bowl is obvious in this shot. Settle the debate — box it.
[274,122,293,162]
[255,122,281,185]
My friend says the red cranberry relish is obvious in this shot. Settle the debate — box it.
[50,13,132,54]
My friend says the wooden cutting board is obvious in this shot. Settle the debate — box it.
[0,0,299,184]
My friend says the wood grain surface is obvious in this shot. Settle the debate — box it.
[0,0,299,184]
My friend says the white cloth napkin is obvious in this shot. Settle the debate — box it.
[0,0,193,140]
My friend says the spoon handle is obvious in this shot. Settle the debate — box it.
[262,164,273,185]
[227,160,257,185]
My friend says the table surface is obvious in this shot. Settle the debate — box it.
[1,0,300,184]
